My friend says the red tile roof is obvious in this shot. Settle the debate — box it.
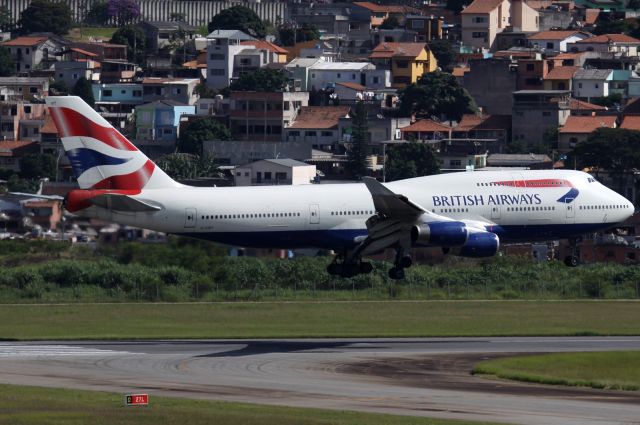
[585,9,601,25]
[352,2,420,13]
[552,52,586,61]
[528,30,585,41]
[456,114,512,131]
[577,34,640,44]
[69,47,98,57]
[370,42,426,59]
[559,115,616,133]
[40,115,58,135]
[461,0,505,14]
[569,98,606,111]
[1,36,48,47]
[241,40,288,54]
[544,66,579,80]
[336,82,367,91]
[0,140,37,156]
[401,119,452,133]
[620,116,640,130]
[289,106,351,129]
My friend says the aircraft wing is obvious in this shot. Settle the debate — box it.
[362,177,425,220]
[7,192,64,201]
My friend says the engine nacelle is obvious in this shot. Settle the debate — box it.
[452,231,500,258]
[411,221,468,247]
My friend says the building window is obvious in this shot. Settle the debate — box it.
[473,16,486,23]
[210,69,225,76]
[450,159,462,166]
[305,131,316,137]
[289,131,300,137]
[163,128,172,135]
[321,131,332,137]
[396,60,409,68]
[412,20,425,29]
[373,76,379,84]
[264,172,272,180]
[104,90,112,97]
[29,87,37,94]
[275,172,287,180]
[578,82,582,88]
[472,32,487,39]
[133,90,142,97]
[24,105,31,113]
[209,53,224,60]
[595,83,599,88]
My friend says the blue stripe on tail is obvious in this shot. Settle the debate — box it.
[66,148,131,178]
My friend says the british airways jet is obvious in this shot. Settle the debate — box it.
[46,96,634,279]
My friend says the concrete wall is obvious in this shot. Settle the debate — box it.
[4,0,289,28]
[464,59,517,115]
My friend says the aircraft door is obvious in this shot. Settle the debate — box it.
[309,204,320,224]
[565,199,575,224]
[185,208,197,228]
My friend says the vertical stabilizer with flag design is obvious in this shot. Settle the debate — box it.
[45,96,180,191]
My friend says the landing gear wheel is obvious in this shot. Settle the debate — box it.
[359,262,373,274]
[388,267,405,280]
[400,255,412,269]
[564,255,579,267]
[341,264,360,278]
[327,263,341,276]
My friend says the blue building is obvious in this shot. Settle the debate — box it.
[135,100,196,154]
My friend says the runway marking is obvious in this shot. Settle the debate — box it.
[0,345,137,357]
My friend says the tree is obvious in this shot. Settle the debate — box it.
[19,153,56,180]
[590,93,622,108]
[18,0,72,35]
[229,68,289,92]
[385,141,440,181]
[49,80,68,95]
[446,0,473,13]
[110,25,146,64]
[156,153,220,180]
[85,1,110,26]
[569,128,640,193]
[428,39,457,73]
[278,23,321,46]
[72,77,95,108]
[0,47,14,77]
[399,71,477,121]
[207,6,266,38]
[346,102,370,179]
[0,6,13,32]
[194,82,218,99]
[169,12,187,22]
[107,0,140,26]
[379,15,401,29]
[177,117,231,156]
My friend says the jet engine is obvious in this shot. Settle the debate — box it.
[451,231,500,258]
[411,221,468,246]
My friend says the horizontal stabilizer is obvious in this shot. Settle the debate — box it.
[89,194,161,212]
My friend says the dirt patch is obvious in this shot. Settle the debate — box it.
[337,352,640,404]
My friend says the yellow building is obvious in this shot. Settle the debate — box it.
[370,42,438,88]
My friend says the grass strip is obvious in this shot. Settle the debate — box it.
[1,301,640,340]
[473,351,640,391]
[0,384,500,425]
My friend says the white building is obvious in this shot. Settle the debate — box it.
[527,30,592,54]
[205,30,256,89]
[308,61,390,91]
[234,159,316,186]
[572,69,613,99]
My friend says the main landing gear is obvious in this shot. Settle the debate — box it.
[564,238,580,267]
[327,250,373,278]
[388,245,412,280]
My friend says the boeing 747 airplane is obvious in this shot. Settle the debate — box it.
[46,96,635,278]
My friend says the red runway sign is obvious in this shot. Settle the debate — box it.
[125,394,149,406]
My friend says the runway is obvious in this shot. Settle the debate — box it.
[0,337,640,424]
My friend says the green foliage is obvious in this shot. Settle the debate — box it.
[207,6,266,38]
[379,15,401,29]
[0,6,13,32]
[592,13,632,35]
[278,23,321,47]
[589,93,622,108]
[72,77,95,108]
[386,141,440,181]
[19,153,56,180]
[346,101,370,179]
[446,0,473,13]
[194,82,218,99]
[169,12,187,22]
[429,39,457,73]
[85,1,110,26]
[110,25,146,64]
[506,139,528,154]
[49,80,69,95]
[18,0,72,35]
[570,128,640,174]
[228,68,289,92]
[177,117,231,155]
[399,71,477,121]
[6,175,39,193]
[155,153,220,180]
[0,47,15,77]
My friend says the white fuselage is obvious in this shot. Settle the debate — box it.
[84,170,634,249]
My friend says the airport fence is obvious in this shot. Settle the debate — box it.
[0,241,639,302]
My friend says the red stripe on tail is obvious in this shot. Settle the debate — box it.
[91,160,155,190]
[49,107,138,152]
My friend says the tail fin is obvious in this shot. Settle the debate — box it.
[45,96,180,190]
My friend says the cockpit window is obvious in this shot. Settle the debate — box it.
[587,177,597,183]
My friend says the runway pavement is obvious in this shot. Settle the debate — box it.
[0,337,640,424]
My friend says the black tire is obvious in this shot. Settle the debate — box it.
[388,267,405,280]
[359,262,373,274]
[400,255,413,268]
[341,264,359,278]
[564,255,579,267]
[327,263,341,275]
